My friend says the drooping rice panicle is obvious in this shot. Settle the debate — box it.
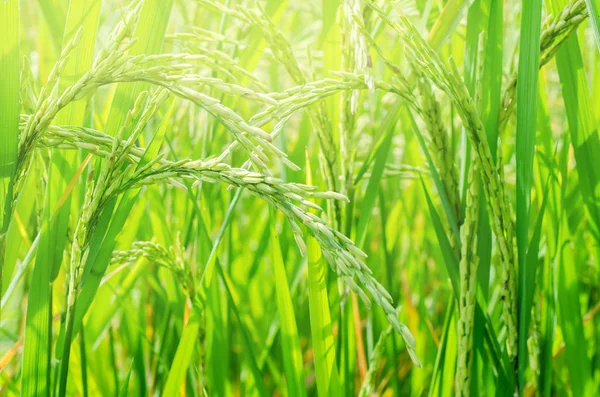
[39,120,419,364]
[499,0,588,131]
[112,237,196,298]
[57,88,151,395]
[251,74,415,126]
[417,76,461,230]
[242,3,344,225]
[367,0,519,360]
[342,0,374,111]
[358,324,393,397]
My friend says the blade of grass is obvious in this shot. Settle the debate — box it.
[482,0,503,159]
[79,324,88,397]
[557,233,593,395]
[355,108,396,248]
[194,188,242,395]
[515,0,543,391]
[38,0,68,53]
[428,0,476,51]
[542,2,599,387]
[117,360,134,397]
[305,153,341,397]
[0,0,20,307]
[476,0,503,303]
[217,264,269,396]
[427,300,454,397]
[472,0,503,377]
[585,0,600,53]
[420,179,459,293]
[163,311,200,395]
[546,0,600,238]
[2,169,36,294]
[270,208,306,397]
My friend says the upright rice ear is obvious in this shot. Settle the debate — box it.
[22,0,103,396]
[57,0,176,359]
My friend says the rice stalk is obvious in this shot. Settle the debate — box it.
[416,76,461,235]
[242,3,341,225]
[357,324,392,397]
[499,0,588,131]
[58,90,153,394]
[367,0,519,360]
[455,163,480,396]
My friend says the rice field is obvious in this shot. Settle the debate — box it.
[1,0,600,395]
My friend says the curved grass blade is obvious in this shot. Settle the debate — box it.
[428,0,476,50]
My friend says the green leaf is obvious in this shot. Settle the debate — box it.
[585,0,600,54]
[270,209,306,397]
[2,169,36,293]
[217,264,269,396]
[546,0,600,238]
[420,179,459,294]
[427,300,455,397]
[355,108,396,247]
[38,0,68,52]
[428,0,475,50]
[163,312,200,395]
[481,0,503,161]
[0,0,20,299]
[305,158,341,397]
[557,235,593,395]
[117,359,135,397]
[515,0,543,391]
[0,0,19,228]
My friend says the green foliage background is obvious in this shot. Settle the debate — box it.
[1,0,600,395]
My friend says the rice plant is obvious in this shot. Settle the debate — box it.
[1,0,600,395]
